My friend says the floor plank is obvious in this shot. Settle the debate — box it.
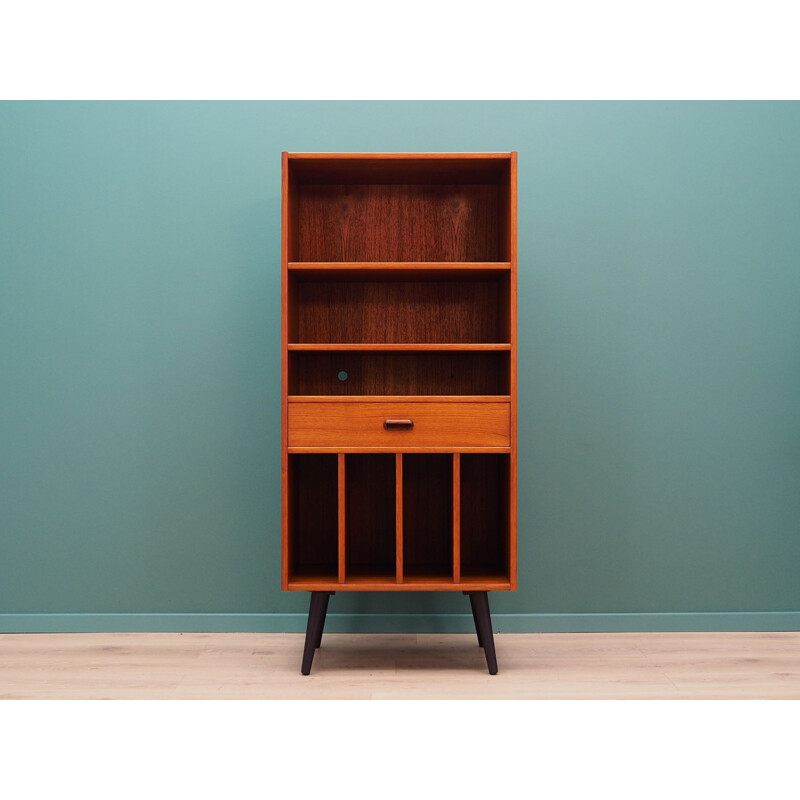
[1,632,798,699]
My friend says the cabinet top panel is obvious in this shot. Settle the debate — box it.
[285,152,515,184]
[286,152,514,158]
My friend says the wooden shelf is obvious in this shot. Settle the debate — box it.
[289,262,510,280]
[288,447,511,454]
[288,395,510,402]
[289,268,511,273]
[286,576,512,592]
[400,575,454,586]
[288,343,511,352]
[338,574,397,587]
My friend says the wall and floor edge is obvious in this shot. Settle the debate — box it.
[2,612,799,634]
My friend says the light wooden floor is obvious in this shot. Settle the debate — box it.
[1,632,799,699]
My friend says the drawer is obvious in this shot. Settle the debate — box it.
[288,400,510,449]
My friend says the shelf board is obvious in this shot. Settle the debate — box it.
[287,153,512,159]
[287,574,512,591]
[289,447,512,454]
[460,573,513,587]
[401,575,454,586]
[290,262,510,269]
[288,262,510,281]
[287,343,511,352]
[288,395,510,403]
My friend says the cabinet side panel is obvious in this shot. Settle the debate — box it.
[281,152,289,589]
[509,152,518,589]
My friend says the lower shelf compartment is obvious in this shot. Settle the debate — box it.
[460,454,510,578]
[286,452,511,587]
[345,454,396,579]
[288,454,338,581]
[402,454,453,580]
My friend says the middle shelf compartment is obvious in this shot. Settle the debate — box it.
[289,349,510,395]
[288,274,510,344]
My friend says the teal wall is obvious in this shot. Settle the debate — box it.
[2,101,799,633]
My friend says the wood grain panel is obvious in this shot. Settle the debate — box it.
[286,576,511,591]
[289,262,510,279]
[289,352,510,395]
[289,447,511,454]
[395,454,403,583]
[345,454,396,580]
[288,401,510,449]
[338,453,346,583]
[288,454,338,581]
[289,396,509,402]
[402,454,453,580]
[289,153,511,185]
[293,278,505,343]
[297,184,505,262]
[287,344,510,351]
[460,454,509,579]
[453,453,461,583]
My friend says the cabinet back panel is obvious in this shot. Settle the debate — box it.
[294,279,506,343]
[403,455,453,578]
[345,454,396,577]
[460,454,510,577]
[289,352,509,395]
[288,454,338,578]
[296,184,505,262]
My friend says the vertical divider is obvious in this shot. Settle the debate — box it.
[453,453,461,583]
[338,452,345,584]
[396,453,403,583]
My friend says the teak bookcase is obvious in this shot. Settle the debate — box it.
[281,152,517,674]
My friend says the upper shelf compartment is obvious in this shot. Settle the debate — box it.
[286,153,513,263]
[289,275,510,344]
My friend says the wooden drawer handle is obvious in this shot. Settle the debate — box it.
[384,419,414,430]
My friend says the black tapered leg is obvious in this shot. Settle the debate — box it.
[468,591,498,675]
[315,592,331,648]
[466,592,485,648]
[301,591,330,675]
[469,592,483,647]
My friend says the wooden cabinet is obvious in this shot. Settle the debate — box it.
[281,153,517,674]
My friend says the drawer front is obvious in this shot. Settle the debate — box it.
[288,401,510,449]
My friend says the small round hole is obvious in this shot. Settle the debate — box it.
[337,370,348,382]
